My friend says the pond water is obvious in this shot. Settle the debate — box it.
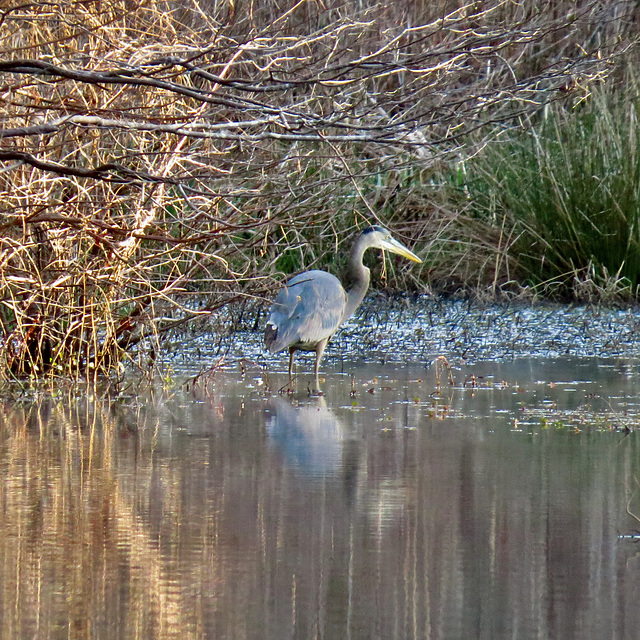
[2,301,640,640]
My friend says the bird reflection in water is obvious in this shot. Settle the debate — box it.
[266,397,347,478]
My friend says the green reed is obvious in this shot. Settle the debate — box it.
[458,79,640,300]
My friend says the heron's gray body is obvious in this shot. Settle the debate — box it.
[265,270,347,354]
[264,225,421,383]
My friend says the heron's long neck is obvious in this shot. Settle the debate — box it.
[341,238,371,323]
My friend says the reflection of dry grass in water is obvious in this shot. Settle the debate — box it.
[0,399,210,639]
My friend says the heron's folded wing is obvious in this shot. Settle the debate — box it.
[266,271,346,352]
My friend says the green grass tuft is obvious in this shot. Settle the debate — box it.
[457,80,640,299]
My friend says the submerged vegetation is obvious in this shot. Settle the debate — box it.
[0,0,639,382]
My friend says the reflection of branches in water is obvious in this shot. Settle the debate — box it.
[620,476,640,567]
[625,476,640,526]
[0,398,202,638]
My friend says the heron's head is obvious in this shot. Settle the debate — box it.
[362,225,422,263]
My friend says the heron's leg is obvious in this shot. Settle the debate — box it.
[314,338,329,387]
[288,347,296,384]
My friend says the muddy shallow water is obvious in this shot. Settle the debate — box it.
[2,300,640,640]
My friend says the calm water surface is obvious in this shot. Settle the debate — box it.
[2,356,640,639]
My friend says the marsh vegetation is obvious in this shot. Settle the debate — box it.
[0,0,639,382]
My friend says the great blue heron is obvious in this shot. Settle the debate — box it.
[264,225,421,382]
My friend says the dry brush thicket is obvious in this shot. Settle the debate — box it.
[0,0,636,381]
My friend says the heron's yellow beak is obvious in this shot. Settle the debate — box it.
[380,236,422,263]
